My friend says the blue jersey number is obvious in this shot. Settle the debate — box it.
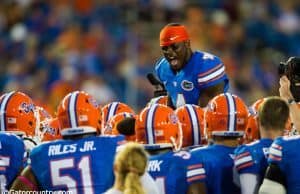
[50,156,93,194]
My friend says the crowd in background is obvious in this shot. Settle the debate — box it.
[0,0,300,114]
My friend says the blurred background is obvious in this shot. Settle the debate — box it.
[0,0,300,114]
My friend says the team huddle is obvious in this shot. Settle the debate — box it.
[0,90,298,194]
[1,23,300,194]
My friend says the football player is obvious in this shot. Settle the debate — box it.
[0,91,40,151]
[135,103,203,194]
[102,112,136,141]
[175,104,205,148]
[244,98,266,144]
[259,135,300,194]
[154,23,229,108]
[259,134,300,194]
[101,101,135,134]
[0,132,25,192]
[188,93,249,194]
[234,97,289,194]
[10,91,124,193]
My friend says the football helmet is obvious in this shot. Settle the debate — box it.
[101,102,135,130]
[36,105,53,138]
[103,112,136,141]
[57,91,101,136]
[147,95,168,106]
[245,98,266,143]
[41,117,62,142]
[175,104,204,147]
[204,93,248,139]
[135,104,182,150]
[36,106,53,122]
[0,91,38,137]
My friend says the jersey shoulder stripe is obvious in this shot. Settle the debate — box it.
[198,63,223,78]
[197,64,225,85]
[268,144,283,161]
[234,152,254,171]
[186,163,206,182]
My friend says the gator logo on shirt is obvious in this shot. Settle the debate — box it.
[181,80,194,91]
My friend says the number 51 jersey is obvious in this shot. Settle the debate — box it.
[29,135,124,194]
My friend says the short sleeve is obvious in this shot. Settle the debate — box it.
[197,54,228,89]
[187,151,207,184]
[268,139,284,165]
[234,145,257,174]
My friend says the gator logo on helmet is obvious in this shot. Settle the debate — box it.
[88,97,99,108]
[169,113,178,124]
[20,102,35,114]
[207,102,215,112]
